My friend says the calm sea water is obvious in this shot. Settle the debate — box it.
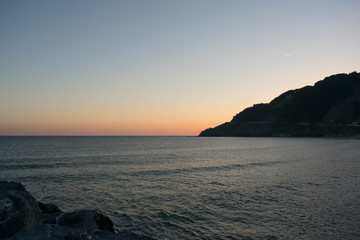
[1,136,360,239]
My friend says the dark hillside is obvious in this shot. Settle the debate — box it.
[200,72,360,137]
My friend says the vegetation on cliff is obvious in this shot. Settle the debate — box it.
[200,72,360,137]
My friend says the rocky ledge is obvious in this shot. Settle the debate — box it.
[0,181,154,240]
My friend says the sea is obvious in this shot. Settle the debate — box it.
[1,136,360,239]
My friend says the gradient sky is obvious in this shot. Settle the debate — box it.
[1,0,359,136]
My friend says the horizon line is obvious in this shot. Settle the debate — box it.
[0,135,197,137]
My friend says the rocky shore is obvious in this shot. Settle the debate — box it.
[0,181,154,240]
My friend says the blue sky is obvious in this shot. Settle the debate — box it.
[1,0,359,135]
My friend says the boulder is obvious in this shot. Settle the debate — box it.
[41,212,63,224]
[56,210,115,232]
[38,201,62,214]
[0,182,154,240]
[0,181,41,239]
[8,224,83,240]
[37,201,63,225]
[9,224,154,240]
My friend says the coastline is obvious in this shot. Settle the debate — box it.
[199,122,360,138]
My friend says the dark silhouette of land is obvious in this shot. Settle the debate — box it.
[200,72,360,137]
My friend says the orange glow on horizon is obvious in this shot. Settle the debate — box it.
[0,100,236,136]
[0,124,210,136]
[0,113,228,136]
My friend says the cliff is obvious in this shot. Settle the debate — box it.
[200,72,360,137]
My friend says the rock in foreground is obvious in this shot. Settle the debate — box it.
[0,181,41,239]
[0,181,154,240]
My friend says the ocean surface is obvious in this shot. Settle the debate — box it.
[1,136,360,239]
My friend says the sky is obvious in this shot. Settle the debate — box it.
[1,0,359,136]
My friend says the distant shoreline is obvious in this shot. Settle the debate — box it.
[199,122,360,138]
[199,72,360,137]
